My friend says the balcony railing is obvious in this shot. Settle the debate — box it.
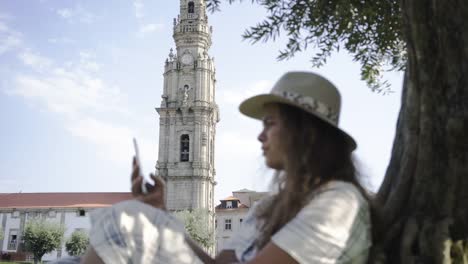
[7,242,17,250]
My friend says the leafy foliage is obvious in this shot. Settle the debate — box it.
[173,208,214,248]
[65,230,89,256]
[206,0,406,93]
[23,219,65,263]
[0,228,3,241]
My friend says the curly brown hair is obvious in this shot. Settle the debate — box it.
[254,103,373,249]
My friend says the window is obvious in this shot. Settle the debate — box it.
[215,219,217,229]
[224,219,231,230]
[188,1,194,13]
[12,211,19,218]
[7,229,18,250]
[226,201,232,208]
[29,211,39,219]
[180,134,190,162]
[77,209,86,217]
[48,210,56,218]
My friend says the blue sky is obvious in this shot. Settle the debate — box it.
[0,0,403,202]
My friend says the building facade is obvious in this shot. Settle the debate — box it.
[0,193,131,262]
[215,196,249,252]
[156,0,218,213]
[215,189,268,252]
[0,190,268,260]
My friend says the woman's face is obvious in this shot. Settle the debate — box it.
[258,104,286,170]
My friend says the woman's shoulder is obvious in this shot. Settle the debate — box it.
[271,181,372,263]
[312,180,368,204]
[298,180,370,227]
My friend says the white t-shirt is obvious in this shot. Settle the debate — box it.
[223,181,371,263]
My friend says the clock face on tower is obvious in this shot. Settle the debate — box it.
[181,53,193,65]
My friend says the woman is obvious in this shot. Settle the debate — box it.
[80,71,372,264]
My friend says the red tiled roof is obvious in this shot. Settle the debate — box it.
[0,193,133,209]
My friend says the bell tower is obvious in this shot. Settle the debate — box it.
[156,0,218,215]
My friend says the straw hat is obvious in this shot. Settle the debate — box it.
[239,71,356,150]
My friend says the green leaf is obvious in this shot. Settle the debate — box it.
[23,218,65,262]
[173,209,214,248]
[206,0,406,92]
[65,230,89,256]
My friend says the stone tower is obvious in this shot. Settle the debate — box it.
[156,0,218,214]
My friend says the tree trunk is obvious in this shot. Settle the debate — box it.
[375,1,468,263]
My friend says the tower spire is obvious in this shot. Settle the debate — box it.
[173,0,212,57]
[156,0,218,221]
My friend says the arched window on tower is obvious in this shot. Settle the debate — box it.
[180,134,190,162]
[188,2,195,14]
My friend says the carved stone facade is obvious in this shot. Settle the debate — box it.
[156,0,218,218]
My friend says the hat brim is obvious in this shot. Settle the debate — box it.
[239,94,357,150]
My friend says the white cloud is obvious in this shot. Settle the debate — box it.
[0,21,8,32]
[79,52,101,72]
[214,129,271,200]
[67,118,134,162]
[0,19,23,55]
[138,23,164,36]
[0,35,21,55]
[7,49,159,165]
[134,0,145,19]
[217,131,259,157]
[18,51,53,71]
[57,8,72,19]
[13,75,82,116]
[218,80,272,106]
[79,51,92,59]
[48,37,75,44]
[66,117,156,166]
[8,49,129,120]
[133,0,164,37]
[62,117,156,164]
[56,6,96,24]
[0,13,13,21]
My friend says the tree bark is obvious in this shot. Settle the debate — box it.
[376,1,468,263]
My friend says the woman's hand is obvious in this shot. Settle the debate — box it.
[131,156,166,210]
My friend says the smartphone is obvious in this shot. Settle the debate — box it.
[133,138,154,194]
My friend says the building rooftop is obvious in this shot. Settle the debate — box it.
[215,203,249,211]
[232,188,255,193]
[220,196,240,201]
[0,192,133,209]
